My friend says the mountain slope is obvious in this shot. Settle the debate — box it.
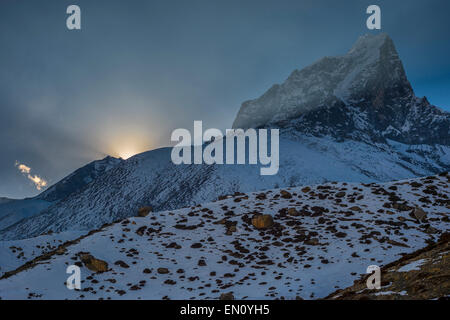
[1,33,449,241]
[0,173,448,299]
[1,135,448,241]
[36,156,122,202]
[0,156,122,232]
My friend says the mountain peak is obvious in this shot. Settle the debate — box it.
[232,33,413,130]
[232,33,449,146]
[348,33,391,53]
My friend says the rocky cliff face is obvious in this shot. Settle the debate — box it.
[232,33,449,146]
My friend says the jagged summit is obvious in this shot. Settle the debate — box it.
[232,33,448,146]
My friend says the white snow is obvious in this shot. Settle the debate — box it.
[0,173,448,300]
[397,259,427,272]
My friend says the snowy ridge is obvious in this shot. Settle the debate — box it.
[0,173,448,299]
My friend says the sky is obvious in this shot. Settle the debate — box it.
[1,0,449,198]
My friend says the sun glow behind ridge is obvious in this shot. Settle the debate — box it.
[105,130,154,160]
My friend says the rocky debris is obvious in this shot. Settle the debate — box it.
[225,222,237,235]
[136,226,147,236]
[251,215,274,229]
[137,206,152,217]
[80,254,108,273]
[392,203,412,212]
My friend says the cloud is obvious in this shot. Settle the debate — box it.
[16,163,31,174]
[15,161,48,191]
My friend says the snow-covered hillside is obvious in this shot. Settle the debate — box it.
[1,133,448,241]
[0,231,84,276]
[0,173,448,299]
[0,156,122,233]
[0,199,52,231]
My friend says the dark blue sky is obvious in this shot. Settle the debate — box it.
[1,0,449,198]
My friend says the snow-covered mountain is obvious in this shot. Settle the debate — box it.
[0,156,122,232]
[233,33,449,146]
[0,173,448,299]
[0,33,449,241]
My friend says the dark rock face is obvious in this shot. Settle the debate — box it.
[232,33,449,146]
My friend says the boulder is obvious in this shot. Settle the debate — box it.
[287,208,300,216]
[157,267,169,274]
[137,206,152,217]
[251,215,274,229]
[220,292,235,300]
[80,254,108,273]
[280,190,292,199]
[412,207,427,221]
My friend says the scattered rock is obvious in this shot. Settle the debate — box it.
[157,268,169,274]
[219,292,235,300]
[280,190,292,199]
[137,206,153,217]
[80,254,108,273]
[256,193,267,200]
[412,207,427,221]
[251,215,274,229]
[392,203,412,212]
[136,226,147,236]
[114,260,130,269]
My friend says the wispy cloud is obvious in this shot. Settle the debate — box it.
[15,161,48,191]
